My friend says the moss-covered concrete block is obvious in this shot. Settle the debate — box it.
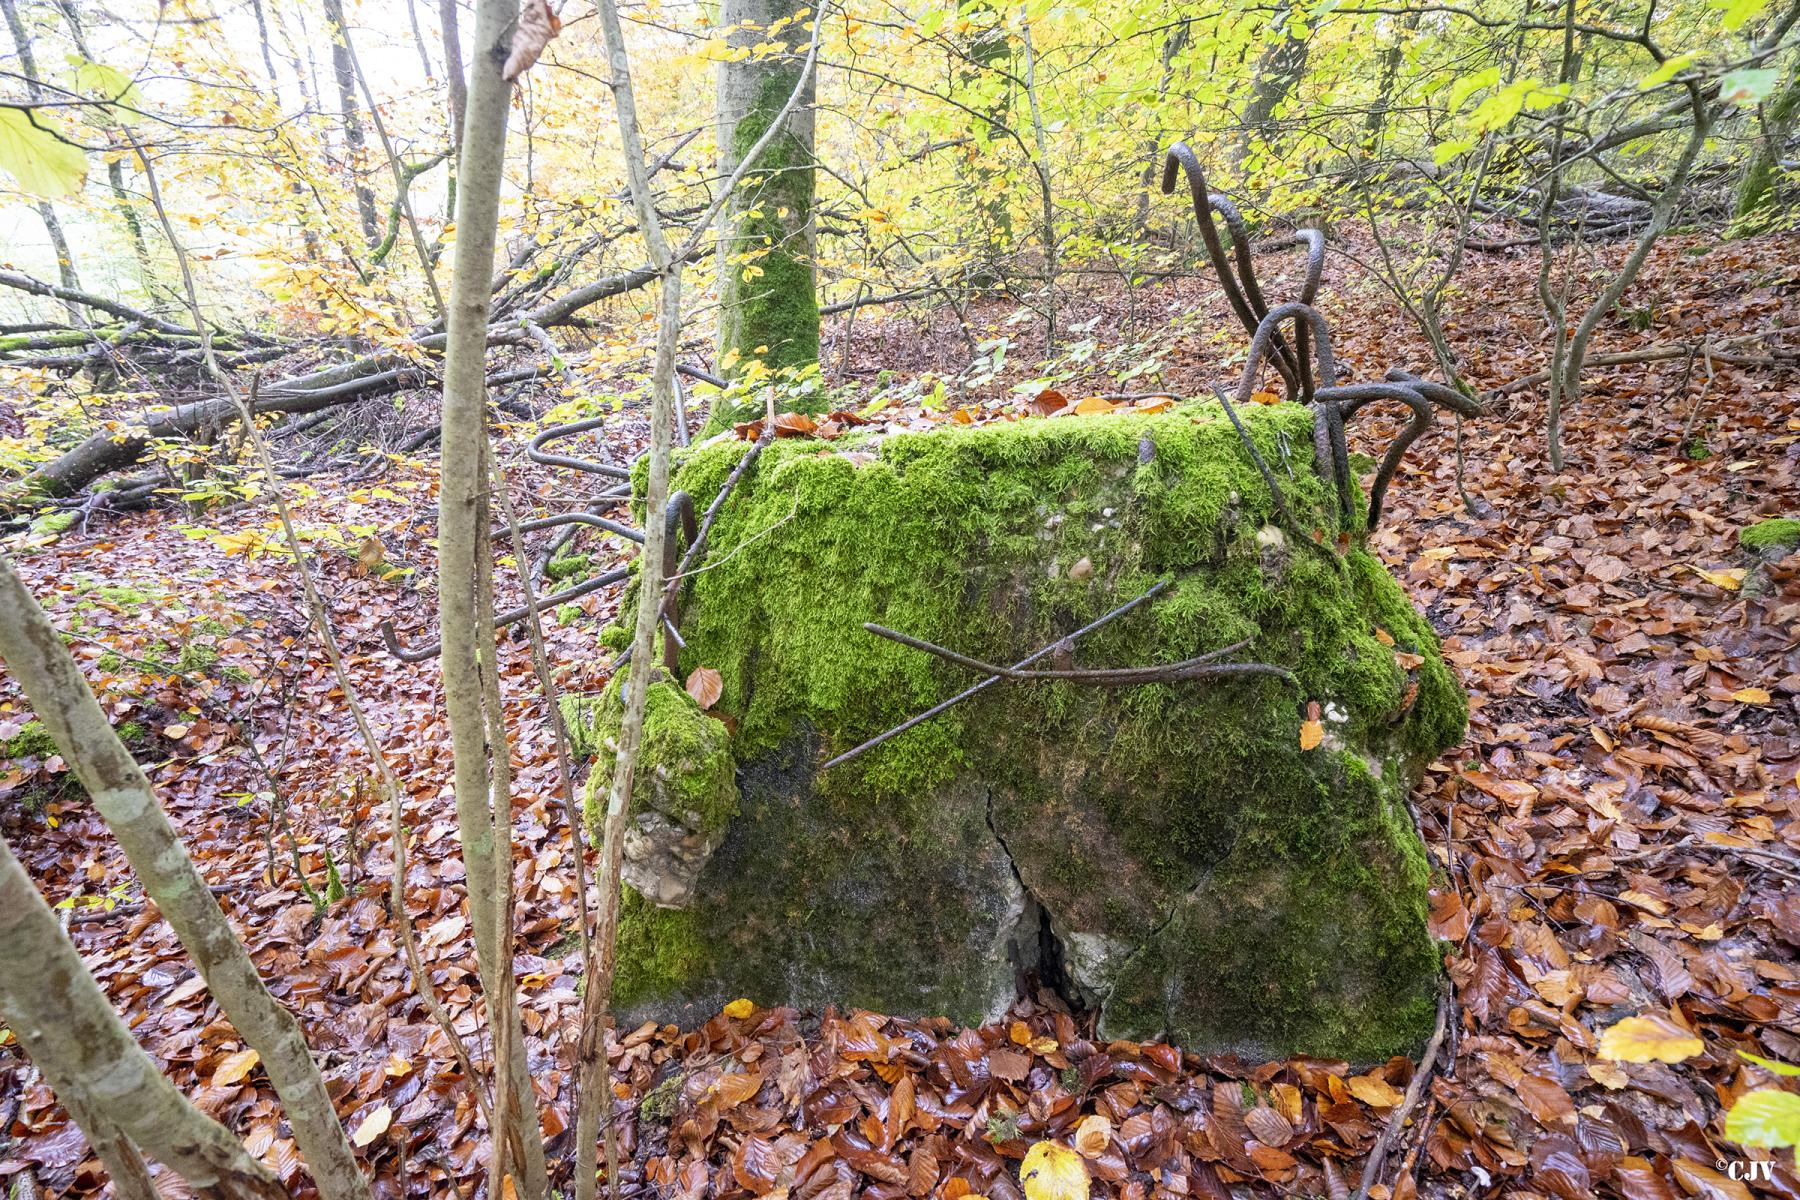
[584,401,1465,1059]
[1740,517,1800,556]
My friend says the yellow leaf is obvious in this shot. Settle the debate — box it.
[1681,563,1744,590]
[1587,1061,1630,1089]
[1299,720,1323,751]
[212,1047,260,1087]
[1249,390,1281,405]
[1020,1141,1088,1200]
[352,1104,393,1147]
[1074,1115,1112,1159]
[1347,1075,1403,1107]
[1597,1013,1703,1063]
[1071,396,1115,415]
[1725,1089,1800,1148]
[723,997,755,1019]
[1732,687,1772,704]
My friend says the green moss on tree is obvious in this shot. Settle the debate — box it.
[716,70,820,395]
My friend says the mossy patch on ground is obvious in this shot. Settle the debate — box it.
[588,400,1465,1058]
[1741,517,1800,554]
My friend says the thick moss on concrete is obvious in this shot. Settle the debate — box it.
[1741,517,1800,554]
[595,401,1464,1057]
[567,679,738,837]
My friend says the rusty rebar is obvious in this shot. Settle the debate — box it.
[820,579,1173,771]
[865,625,1296,688]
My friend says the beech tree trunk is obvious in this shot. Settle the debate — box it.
[714,0,819,383]
[0,833,286,1200]
[321,0,382,245]
[1235,5,1311,168]
[435,2,549,1197]
[1735,68,1800,219]
[0,555,372,1200]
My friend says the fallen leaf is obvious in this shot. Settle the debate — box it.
[352,1104,392,1147]
[1074,1115,1111,1159]
[773,411,819,437]
[212,1048,260,1087]
[687,667,724,710]
[1020,1141,1088,1200]
[1597,1013,1703,1064]
[1072,396,1115,415]
[1347,1075,1403,1107]
[1730,687,1771,704]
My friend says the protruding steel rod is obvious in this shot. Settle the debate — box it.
[821,580,1174,771]
[528,415,632,479]
[378,565,632,662]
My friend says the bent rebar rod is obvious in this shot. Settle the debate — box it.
[1162,143,1302,397]
[1234,301,1340,406]
[820,580,1173,771]
[529,415,632,479]
[866,625,1297,688]
[492,511,645,544]
[378,565,633,662]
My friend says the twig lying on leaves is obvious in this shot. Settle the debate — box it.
[1353,996,1452,1200]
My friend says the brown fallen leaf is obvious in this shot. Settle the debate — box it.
[686,666,723,711]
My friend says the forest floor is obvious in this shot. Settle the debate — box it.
[2,228,1799,1200]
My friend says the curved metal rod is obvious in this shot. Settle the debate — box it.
[1383,369,1485,418]
[661,491,697,672]
[1257,229,1326,307]
[1161,143,1301,396]
[1316,383,1436,530]
[1312,401,1353,523]
[1236,302,1339,404]
[378,565,633,662]
[495,511,645,544]
[529,415,632,479]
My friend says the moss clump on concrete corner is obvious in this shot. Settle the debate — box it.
[1740,517,1800,554]
[599,401,1464,1057]
[567,678,738,839]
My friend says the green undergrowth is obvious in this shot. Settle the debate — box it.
[600,400,1464,1055]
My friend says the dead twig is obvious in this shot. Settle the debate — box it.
[822,580,1173,770]
[1353,996,1451,1200]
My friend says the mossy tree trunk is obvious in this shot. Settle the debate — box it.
[713,0,819,400]
[1735,67,1800,222]
[1234,2,1311,169]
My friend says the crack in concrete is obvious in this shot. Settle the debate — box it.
[982,784,1083,1013]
